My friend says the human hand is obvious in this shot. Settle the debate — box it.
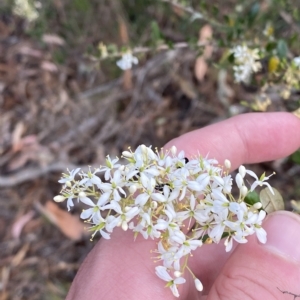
[66,112,300,300]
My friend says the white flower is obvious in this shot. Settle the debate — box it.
[175,238,202,259]
[102,200,139,231]
[156,241,180,270]
[58,168,80,185]
[209,209,227,243]
[224,202,254,242]
[293,56,300,69]
[246,210,267,243]
[116,53,138,70]
[211,189,238,215]
[155,266,186,298]
[13,0,39,22]
[211,174,232,194]
[99,156,121,180]
[80,192,110,223]
[134,176,155,206]
[246,170,274,195]
[79,169,102,188]
[98,170,126,201]
[91,214,111,239]
[151,185,180,203]
[231,45,261,83]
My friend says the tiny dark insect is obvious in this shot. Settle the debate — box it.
[155,183,171,192]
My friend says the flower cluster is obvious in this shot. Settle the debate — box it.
[231,45,262,83]
[116,52,139,70]
[13,0,40,23]
[54,145,272,297]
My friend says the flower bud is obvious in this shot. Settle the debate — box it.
[151,201,158,209]
[171,146,177,156]
[66,181,72,187]
[174,271,182,278]
[253,202,262,210]
[129,184,137,194]
[124,206,131,212]
[122,151,133,158]
[224,159,231,169]
[53,195,65,202]
[239,165,246,178]
[122,221,128,231]
[79,191,86,198]
[240,186,248,197]
[194,278,203,291]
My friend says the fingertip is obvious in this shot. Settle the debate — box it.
[263,210,300,263]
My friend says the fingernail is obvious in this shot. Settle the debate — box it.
[263,211,300,262]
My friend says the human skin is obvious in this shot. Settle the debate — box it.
[66,112,300,300]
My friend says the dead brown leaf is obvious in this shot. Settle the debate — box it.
[11,243,30,267]
[42,34,65,46]
[11,210,35,239]
[41,61,58,73]
[11,122,25,153]
[18,45,43,58]
[0,267,10,298]
[195,24,213,82]
[37,201,85,241]
[8,136,54,171]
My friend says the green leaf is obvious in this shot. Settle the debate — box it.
[74,0,90,12]
[150,21,161,43]
[212,5,219,16]
[244,191,260,205]
[290,150,300,164]
[227,52,235,63]
[277,39,288,58]
[266,41,276,52]
[260,187,284,213]
[224,15,230,25]
[248,3,260,25]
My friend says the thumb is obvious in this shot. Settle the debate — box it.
[207,211,300,300]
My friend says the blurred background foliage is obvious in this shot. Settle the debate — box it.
[0,1,300,299]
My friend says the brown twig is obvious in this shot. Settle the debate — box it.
[279,11,300,35]
[0,162,82,187]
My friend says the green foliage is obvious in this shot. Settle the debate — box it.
[244,191,260,206]
[290,150,300,165]
[277,39,289,58]
[6,0,300,109]
[247,2,260,26]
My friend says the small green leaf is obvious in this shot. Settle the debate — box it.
[260,187,284,213]
[224,15,230,25]
[290,150,300,165]
[277,39,288,58]
[212,5,219,16]
[244,191,260,206]
[266,41,276,52]
[74,0,90,12]
[248,3,260,25]
[151,21,161,43]
[250,3,260,17]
